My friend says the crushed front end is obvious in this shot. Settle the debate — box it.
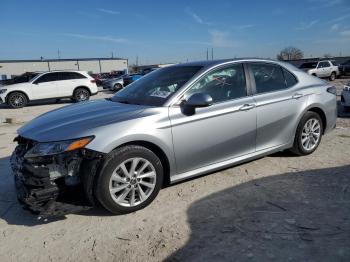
[10,136,104,217]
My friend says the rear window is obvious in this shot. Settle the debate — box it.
[250,63,286,94]
[60,72,86,80]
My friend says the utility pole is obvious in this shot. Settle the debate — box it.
[111,51,114,58]
[206,48,209,60]
[57,49,61,59]
[211,48,214,60]
[136,55,139,66]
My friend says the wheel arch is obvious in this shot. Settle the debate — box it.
[73,86,91,96]
[307,107,327,134]
[6,90,30,103]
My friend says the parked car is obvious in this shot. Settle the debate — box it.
[102,76,125,91]
[299,60,339,81]
[122,73,143,86]
[11,59,337,215]
[0,71,98,108]
[339,60,350,76]
[341,81,350,111]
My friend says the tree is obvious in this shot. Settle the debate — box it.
[277,47,304,61]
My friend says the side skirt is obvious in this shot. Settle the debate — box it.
[170,143,292,184]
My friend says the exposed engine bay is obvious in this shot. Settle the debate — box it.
[10,136,105,217]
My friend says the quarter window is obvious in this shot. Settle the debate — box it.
[250,63,286,94]
[184,64,247,103]
[282,68,298,87]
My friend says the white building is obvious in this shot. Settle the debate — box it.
[0,58,128,79]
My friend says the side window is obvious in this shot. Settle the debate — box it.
[250,63,286,94]
[184,64,247,103]
[282,68,298,87]
[319,62,330,68]
[34,73,59,84]
[59,72,86,80]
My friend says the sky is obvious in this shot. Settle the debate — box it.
[1,0,350,64]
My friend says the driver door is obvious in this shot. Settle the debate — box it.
[31,72,60,99]
[169,63,256,174]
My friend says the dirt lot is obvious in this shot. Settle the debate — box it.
[0,80,350,262]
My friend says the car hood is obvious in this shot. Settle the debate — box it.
[18,99,146,142]
[1,82,29,89]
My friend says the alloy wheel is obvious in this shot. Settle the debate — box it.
[109,157,157,207]
[10,94,25,108]
[301,118,321,151]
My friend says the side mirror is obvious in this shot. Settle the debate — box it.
[185,93,213,108]
[181,93,213,116]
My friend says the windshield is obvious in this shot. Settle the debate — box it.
[299,62,318,69]
[111,66,203,106]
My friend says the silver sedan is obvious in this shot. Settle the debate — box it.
[11,59,337,215]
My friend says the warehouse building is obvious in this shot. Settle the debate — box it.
[0,57,128,80]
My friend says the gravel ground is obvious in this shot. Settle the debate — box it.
[0,80,349,262]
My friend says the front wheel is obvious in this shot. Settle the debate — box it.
[291,112,323,155]
[7,92,28,108]
[113,83,123,91]
[95,145,163,214]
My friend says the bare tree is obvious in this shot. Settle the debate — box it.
[277,47,304,61]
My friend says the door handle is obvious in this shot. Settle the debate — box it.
[292,93,303,99]
[239,104,255,111]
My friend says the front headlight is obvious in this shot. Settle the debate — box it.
[24,136,94,158]
[0,89,7,94]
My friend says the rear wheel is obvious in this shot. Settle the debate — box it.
[73,88,90,102]
[95,145,163,214]
[113,83,122,91]
[291,112,323,155]
[329,72,336,81]
[7,92,28,108]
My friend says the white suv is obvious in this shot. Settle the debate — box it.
[299,60,340,81]
[0,71,98,108]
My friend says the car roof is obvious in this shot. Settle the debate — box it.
[171,58,300,72]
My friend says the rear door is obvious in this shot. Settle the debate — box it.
[247,62,307,151]
[31,72,60,99]
[318,61,331,77]
[57,72,87,97]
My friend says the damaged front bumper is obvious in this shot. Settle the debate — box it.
[10,136,104,216]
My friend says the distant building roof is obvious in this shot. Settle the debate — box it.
[0,57,128,63]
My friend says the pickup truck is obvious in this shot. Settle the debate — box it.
[299,60,339,81]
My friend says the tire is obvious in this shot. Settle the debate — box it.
[291,111,323,156]
[95,145,164,214]
[113,83,123,91]
[73,88,90,102]
[7,92,28,108]
[329,72,336,81]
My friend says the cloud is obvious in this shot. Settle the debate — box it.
[97,8,120,15]
[63,33,128,43]
[330,24,340,31]
[340,30,350,37]
[308,0,343,7]
[185,7,213,26]
[326,14,350,24]
[236,24,255,30]
[209,30,235,48]
[295,20,318,30]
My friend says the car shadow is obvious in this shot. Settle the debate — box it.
[166,164,350,261]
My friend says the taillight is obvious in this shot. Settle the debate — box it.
[327,86,337,95]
